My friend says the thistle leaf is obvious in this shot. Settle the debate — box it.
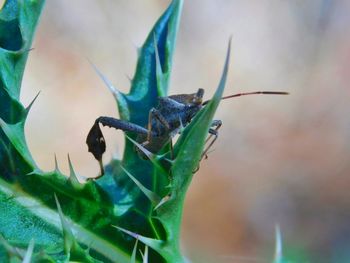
[121,0,183,123]
[0,1,184,262]
[152,39,232,262]
[0,1,260,263]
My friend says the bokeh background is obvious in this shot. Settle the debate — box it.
[9,0,350,262]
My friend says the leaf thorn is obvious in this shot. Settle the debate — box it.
[25,90,41,116]
[67,154,81,186]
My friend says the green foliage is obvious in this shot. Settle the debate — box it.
[0,1,295,262]
[0,0,231,262]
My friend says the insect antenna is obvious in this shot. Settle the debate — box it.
[202,91,289,105]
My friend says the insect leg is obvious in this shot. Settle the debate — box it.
[97,116,149,135]
[86,121,106,176]
[86,116,150,177]
[193,120,222,173]
[147,108,170,140]
[193,132,218,173]
[147,108,175,159]
[202,120,222,160]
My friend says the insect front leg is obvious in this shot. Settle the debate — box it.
[193,120,222,173]
[202,120,222,160]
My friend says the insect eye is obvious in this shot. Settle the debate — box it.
[192,97,202,104]
[192,88,204,104]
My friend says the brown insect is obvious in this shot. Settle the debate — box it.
[86,89,288,177]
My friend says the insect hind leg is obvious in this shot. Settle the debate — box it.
[147,108,170,141]
[97,116,149,135]
[147,108,175,160]
[86,116,151,177]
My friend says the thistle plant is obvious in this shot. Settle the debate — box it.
[0,0,234,262]
[0,0,295,262]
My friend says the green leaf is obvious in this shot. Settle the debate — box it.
[94,3,184,261]
[119,0,183,124]
[172,38,231,188]
[0,0,45,100]
[0,0,184,262]
[0,1,270,262]
[0,0,45,180]
[99,0,184,198]
[0,176,134,262]
[153,39,232,262]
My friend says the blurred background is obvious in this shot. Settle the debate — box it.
[11,0,350,262]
